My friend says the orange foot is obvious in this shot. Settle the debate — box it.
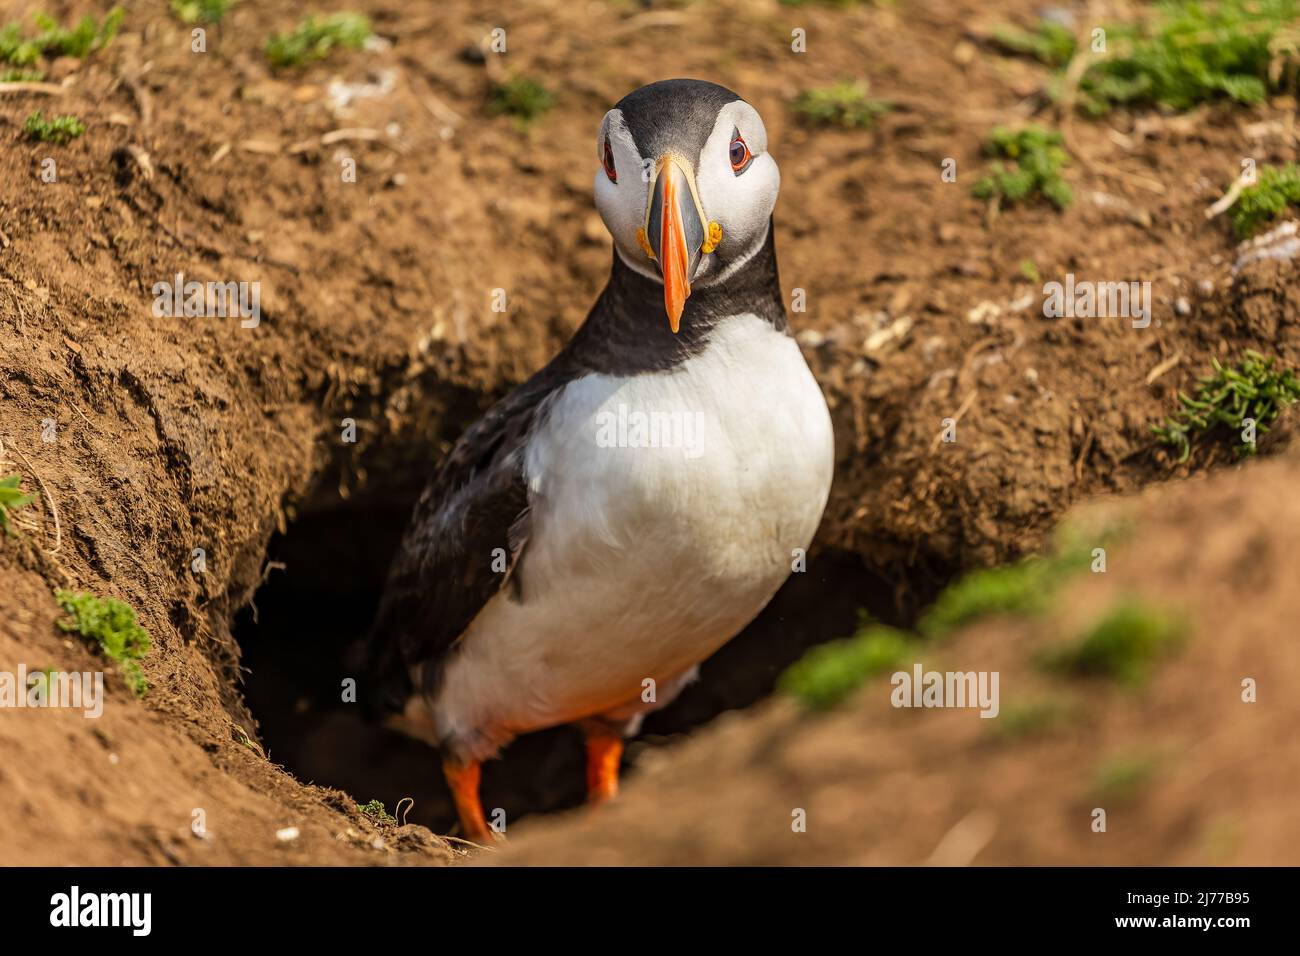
[584,732,624,804]
[442,759,500,844]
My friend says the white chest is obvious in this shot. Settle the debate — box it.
[528,315,832,582]
[434,315,834,747]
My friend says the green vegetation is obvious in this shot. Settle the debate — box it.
[1041,600,1183,684]
[919,541,1092,638]
[1092,752,1158,802]
[0,474,37,537]
[357,799,396,823]
[170,0,234,24]
[1,67,44,82]
[54,590,151,696]
[23,110,85,143]
[780,525,1114,710]
[993,697,1075,740]
[488,75,554,125]
[1231,163,1300,237]
[994,1,1300,114]
[0,8,123,66]
[778,624,909,710]
[1152,351,1300,462]
[971,125,1072,210]
[992,19,1076,68]
[265,12,370,68]
[790,80,891,128]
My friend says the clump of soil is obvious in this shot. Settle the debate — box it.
[0,0,1297,864]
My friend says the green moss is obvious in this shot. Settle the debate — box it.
[23,110,84,143]
[1041,600,1183,684]
[265,12,370,68]
[919,541,1093,639]
[993,697,1076,740]
[0,8,123,65]
[1092,752,1158,802]
[170,0,234,24]
[991,20,1077,68]
[357,799,396,823]
[54,590,151,696]
[790,80,891,128]
[1152,351,1300,462]
[971,125,1072,210]
[1231,163,1300,237]
[0,474,37,537]
[779,623,910,711]
[994,2,1300,114]
[488,75,554,125]
[781,522,1121,711]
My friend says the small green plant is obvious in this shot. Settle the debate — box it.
[1152,351,1300,462]
[781,522,1123,711]
[488,75,553,125]
[993,697,1075,741]
[991,19,1077,68]
[265,12,370,68]
[790,80,891,128]
[1231,163,1300,237]
[1018,258,1041,283]
[55,590,151,696]
[1041,601,1183,684]
[971,125,1072,210]
[779,623,909,711]
[993,2,1300,114]
[0,474,37,537]
[0,8,123,65]
[357,799,396,823]
[919,543,1093,638]
[23,110,84,143]
[1,67,44,81]
[1091,752,1158,802]
[170,0,234,24]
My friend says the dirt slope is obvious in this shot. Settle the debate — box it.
[0,0,1297,864]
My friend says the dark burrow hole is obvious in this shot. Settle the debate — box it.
[234,464,948,834]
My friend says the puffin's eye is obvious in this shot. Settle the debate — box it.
[602,135,618,183]
[729,129,752,175]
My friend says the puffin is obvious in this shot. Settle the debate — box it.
[361,78,834,842]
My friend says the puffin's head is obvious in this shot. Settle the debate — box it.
[594,78,780,332]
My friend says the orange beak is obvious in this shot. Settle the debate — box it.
[645,156,706,334]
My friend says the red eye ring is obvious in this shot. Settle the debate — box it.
[729,130,752,175]
[602,135,617,183]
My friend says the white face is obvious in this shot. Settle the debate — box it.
[593,100,780,285]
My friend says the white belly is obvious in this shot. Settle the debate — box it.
[433,315,833,755]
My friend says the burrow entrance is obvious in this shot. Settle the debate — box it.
[232,424,946,834]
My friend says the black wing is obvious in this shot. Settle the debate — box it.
[360,365,570,712]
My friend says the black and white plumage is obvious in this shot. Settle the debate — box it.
[361,79,833,839]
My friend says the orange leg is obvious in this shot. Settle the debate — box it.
[443,759,496,844]
[584,732,624,804]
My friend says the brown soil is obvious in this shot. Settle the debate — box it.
[0,0,1297,864]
